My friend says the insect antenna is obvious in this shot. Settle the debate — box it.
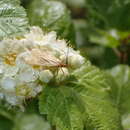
[66,42,72,66]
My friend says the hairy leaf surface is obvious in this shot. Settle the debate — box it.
[0,0,28,38]
[39,62,122,130]
[108,65,130,129]
[72,62,122,130]
[39,86,84,130]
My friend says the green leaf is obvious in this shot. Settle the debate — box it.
[86,0,130,30]
[0,102,16,121]
[0,0,29,39]
[0,116,14,130]
[13,114,51,130]
[0,107,13,121]
[103,73,118,103]
[72,62,122,130]
[89,29,120,48]
[4,0,21,5]
[39,86,84,130]
[109,65,130,114]
[109,65,130,87]
[27,0,75,44]
[89,28,130,48]
[86,0,130,48]
[0,102,15,130]
[108,65,130,129]
[39,62,122,130]
[122,114,130,130]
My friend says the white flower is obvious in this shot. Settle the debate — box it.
[1,77,16,93]
[56,67,69,81]
[3,65,19,77]
[68,54,85,68]
[39,70,53,83]
[15,82,42,98]
[17,67,39,83]
[0,26,85,107]
[60,50,85,68]
[24,26,44,42]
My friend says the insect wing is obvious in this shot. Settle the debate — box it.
[26,49,61,67]
[38,51,60,67]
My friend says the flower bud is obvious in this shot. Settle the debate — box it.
[39,70,53,83]
[56,68,69,81]
[68,54,85,68]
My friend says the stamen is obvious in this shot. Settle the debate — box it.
[4,53,17,66]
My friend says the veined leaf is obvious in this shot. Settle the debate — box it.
[39,62,122,130]
[39,86,85,130]
[5,0,21,5]
[0,0,29,38]
[108,65,130,129]
[72,62,122,130]
[109,65,130,87]
[103,72,119,103]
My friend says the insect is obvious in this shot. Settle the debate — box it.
[23,48,69,70]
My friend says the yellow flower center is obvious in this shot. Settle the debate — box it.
[4,53,17,66]
[16,85,31,97]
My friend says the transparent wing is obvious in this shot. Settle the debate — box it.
[24,49,60,67]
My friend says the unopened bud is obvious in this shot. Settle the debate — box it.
[39,70,53,83]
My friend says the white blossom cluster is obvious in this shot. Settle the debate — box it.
[0,26,85,107]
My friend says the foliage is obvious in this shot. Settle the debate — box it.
[39,62,122,130]
[107,65,130,130]
[0,116,14,130]
[13,114,51,130]
[0,0,130,130]
[39,86,85,130]
[86,0,130,30]
[0,0,29,39]
[85,0,130,65]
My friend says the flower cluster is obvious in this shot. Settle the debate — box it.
[0,26,85,107]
